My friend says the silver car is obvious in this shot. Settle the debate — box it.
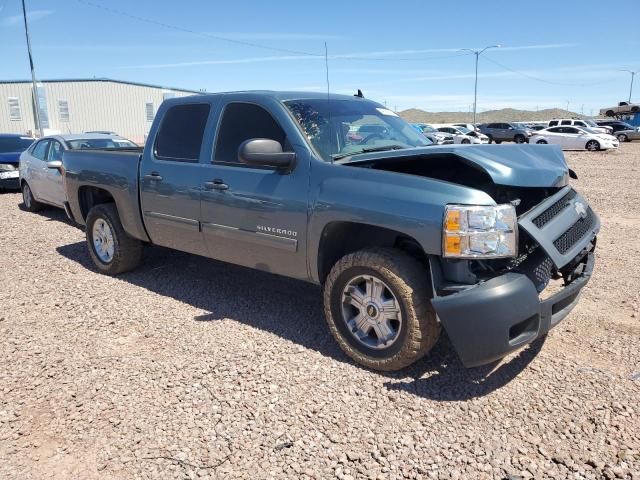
[19,134,138,211]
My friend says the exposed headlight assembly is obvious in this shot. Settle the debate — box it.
[0,163,16,172]
[443,204,517,258]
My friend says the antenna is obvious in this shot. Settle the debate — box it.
[324,41,335,164]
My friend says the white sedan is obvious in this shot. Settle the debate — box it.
[531,126,619,151]
[437,126,490,144]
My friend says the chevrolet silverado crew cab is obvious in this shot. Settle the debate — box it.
[61,92,599,371]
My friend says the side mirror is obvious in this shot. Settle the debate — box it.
[47,160,63,170]
[238,138,296,171]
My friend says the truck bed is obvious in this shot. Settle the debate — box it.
[63,149,150,242]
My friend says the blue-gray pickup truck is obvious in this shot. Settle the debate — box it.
[61,91,599,370]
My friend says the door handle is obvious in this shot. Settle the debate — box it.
[204,179,229,191]
[144,172,163,181]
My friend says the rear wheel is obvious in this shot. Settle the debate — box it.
[21,182,44,212]
[617,133,629,142]
[86,203,143,275]
[586,140,600,151]
[323,248,440,371]
[461,138,470,144]
[536,139,548,144]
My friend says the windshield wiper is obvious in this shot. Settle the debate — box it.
[331,144,407,161]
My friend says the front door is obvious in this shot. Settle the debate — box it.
[139,102,212,256]
[199,101,309,280]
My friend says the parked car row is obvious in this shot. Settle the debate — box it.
[410,116,637,151]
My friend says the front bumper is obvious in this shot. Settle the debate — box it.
[432,251,595,367]
[0,169,20,189]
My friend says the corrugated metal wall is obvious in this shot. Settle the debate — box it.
[0,80,195,144]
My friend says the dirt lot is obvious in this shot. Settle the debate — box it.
[1,143,639,479]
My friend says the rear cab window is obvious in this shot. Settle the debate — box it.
[154,103,211,162]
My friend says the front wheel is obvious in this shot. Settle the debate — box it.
[536,139,548,144]
[514,134,526,144]
[461,138,470,144]
[617,133,628,142]
[21,182,44,212]
[586,140,600,151]
[86,203,143,275]
[323,248,440,371]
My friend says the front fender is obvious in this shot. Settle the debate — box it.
[307,161,495,282]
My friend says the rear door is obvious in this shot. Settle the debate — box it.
[41,139,65,206]
[543,127,564,147]
[199,100,309,280]
[25,139,50,202]
[139,101,213,256]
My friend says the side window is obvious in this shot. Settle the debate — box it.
[575,121,586,127]
[548,127,561,133]
[154,103,210,162]
[566,127,579,134]
[487,123,498,129]
[214,103,286,165]
[549,120,558,127]
[561,120,571,125]
[48,141,63,161]
[32,140,50,160]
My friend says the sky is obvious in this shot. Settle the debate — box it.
[2,0,639,115]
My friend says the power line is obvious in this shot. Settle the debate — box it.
[74,1,470,64]
[482,55,617,87]
[73,0,321,57]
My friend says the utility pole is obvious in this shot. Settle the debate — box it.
[460,45,501,126]
[566,100,570,113]
[21,0,43,137]
[621,70,637,103]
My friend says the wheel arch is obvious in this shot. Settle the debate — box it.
[316,221,428,284]
[77,185,117,221]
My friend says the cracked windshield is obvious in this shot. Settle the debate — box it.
[285,99,432,161]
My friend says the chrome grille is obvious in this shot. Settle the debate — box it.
[553,208,596,254]
[532,189,577,228]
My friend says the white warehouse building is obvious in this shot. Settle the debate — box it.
[0,78,200,144]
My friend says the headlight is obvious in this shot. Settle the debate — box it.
[0,163,17,172]
[443,204,517,258]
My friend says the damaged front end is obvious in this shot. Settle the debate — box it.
[430,186,599,367]
[344,144,600,367]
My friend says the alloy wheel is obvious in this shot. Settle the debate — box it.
[341,274,402,350]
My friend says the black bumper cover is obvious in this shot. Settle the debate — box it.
[431,252,595,367]
[0,177,20,190]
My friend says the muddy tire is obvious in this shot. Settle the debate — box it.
[323,248,440,371]
[86,203,143,275]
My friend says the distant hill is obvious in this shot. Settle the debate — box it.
[399,107,582,124]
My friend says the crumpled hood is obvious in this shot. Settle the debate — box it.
[341,144,570,188]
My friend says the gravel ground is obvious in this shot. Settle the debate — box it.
[1,143,639,480]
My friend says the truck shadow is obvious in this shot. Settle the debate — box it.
[56,241,542,401]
